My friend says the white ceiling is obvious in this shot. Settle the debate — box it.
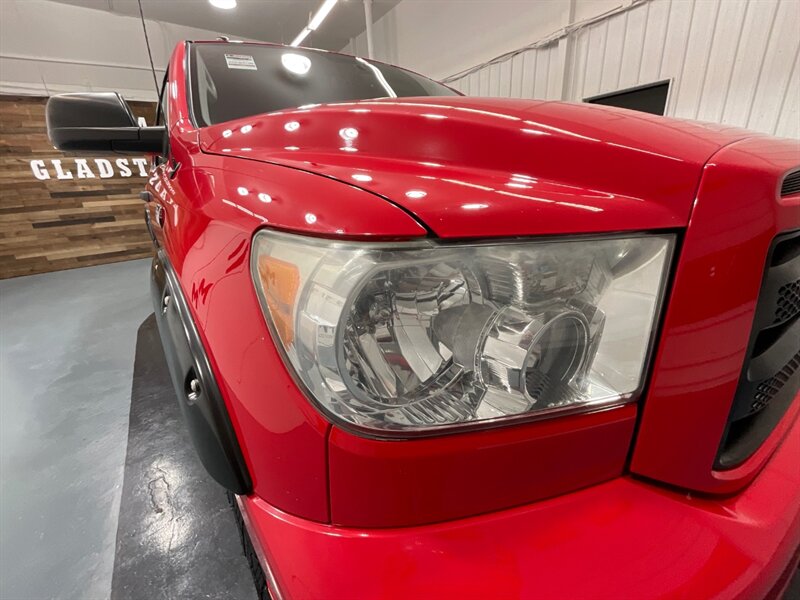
[49,0,401,50]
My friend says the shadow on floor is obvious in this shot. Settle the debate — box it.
[111,314,257,600]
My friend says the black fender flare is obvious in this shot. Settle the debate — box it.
[150,250,252,494]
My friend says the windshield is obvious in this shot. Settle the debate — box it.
[189,43,459,127]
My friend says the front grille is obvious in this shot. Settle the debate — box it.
[752,351,800,413]
[717,231,800,468]
[781,170,800,196]
[776,279,800,324]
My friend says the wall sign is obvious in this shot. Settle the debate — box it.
[29,157,150,180]
[0,95,157,279]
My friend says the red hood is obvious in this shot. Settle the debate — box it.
[198,97,758,238]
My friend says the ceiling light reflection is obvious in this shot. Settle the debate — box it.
[354,57,397,98]
[209,0,236,9]
[442,178,494,192]
[281,53,312,75]
[523,120,599,141]
[222,198,268,222]
[339,127,359,141]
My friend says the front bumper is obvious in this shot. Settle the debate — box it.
[240,408,800,600]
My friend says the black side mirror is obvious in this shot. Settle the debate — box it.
[46,92,164,154]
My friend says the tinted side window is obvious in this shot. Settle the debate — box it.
[156,75,169,127]
[154,74,170,162]
[190,44,458,127]
[585,81,670,116]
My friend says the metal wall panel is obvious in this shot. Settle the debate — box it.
[444,0,800,138]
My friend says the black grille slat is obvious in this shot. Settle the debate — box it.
[717,231,800,468]
[751,351,800,413]
[775,279,800,324]
[781,171,800,196]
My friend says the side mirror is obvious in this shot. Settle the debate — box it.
[46,92,165,154]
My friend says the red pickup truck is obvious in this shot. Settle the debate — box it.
[47,40,799,600]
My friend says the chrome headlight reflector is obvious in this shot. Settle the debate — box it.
[252,231,673,434]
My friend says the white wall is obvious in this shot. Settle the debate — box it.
[349,0,800,139]
[0,0,228,102]
[345,0,621,81]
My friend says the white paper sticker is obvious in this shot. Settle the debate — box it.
[224,54,257,70]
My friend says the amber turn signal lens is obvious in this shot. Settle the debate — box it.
[258,255,299,345]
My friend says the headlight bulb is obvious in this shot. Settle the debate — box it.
[478,307,591,415]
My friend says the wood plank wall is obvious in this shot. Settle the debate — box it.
[0,95,157,279]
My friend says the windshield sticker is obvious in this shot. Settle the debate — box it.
[224,54,257,70]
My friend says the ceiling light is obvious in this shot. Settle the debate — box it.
[290,28,312,48]
[309,0,338,29]
[209,0,236,9]
[290,0,338,47]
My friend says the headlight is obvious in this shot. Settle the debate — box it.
[252,230,673,435]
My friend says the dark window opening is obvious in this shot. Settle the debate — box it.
[584,80,670,115]
[155,72,170,164]
[188,43,459,128]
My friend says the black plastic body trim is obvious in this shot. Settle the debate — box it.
[716,230,800,468]
[150,250,252,494]
[46,92,164,154]
[780,169,800,197]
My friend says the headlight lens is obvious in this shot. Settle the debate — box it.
[252,230,673,434]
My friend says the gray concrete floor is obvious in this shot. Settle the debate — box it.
[1,259,152,600]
